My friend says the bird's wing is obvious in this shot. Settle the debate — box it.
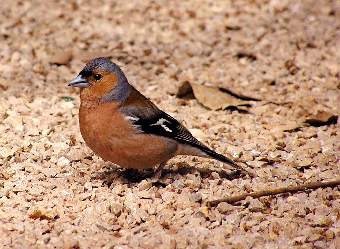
[121,104,206,149]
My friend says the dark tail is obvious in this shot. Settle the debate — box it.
[196,144,238,167]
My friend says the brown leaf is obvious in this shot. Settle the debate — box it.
[177,82,256,110]
[281,120,304,132]
[305,111,338,127]
[264,119,304,133]
[192,83,247,110]
[28,209,56,220]
[266,110,337,133]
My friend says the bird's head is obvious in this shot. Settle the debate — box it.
[69,57,129,102]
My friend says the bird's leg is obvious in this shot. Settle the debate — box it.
[152,161,167,180]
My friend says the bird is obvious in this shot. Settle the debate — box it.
[68,57,243,178]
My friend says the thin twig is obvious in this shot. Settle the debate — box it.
[207,178,340,207]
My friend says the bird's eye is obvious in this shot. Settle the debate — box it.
[94,74,102,81]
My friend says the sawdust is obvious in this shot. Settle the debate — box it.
[0,0,339,248]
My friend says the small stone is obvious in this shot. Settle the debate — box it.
[84,182,92,191]
[0,147,16,158]
[49,50,73,65]
[315,216,333,227]
[294,158,313,169]
[57,157,70,167]
[325,229,334,240]
[190,192,202,202]
[5,115,24,132]
[242,153,254,162]
[250,149,261,157]
[80,193,91,201]
[217,202,234,214]
[148,205,157,215]
[60,101,74,109]
[189,128,206,141]
[198,206,209,218]
[287,196,299,203]
[172,179,185,189]
[108,203,123,216]
[248,198,266,212]
[139,190,152,199]
[211,172,220,179]
[138,180,152,191]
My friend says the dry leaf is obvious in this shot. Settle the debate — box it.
[176,82,257,110]
[278,121,304,132]
[191,84,240,110]
[264,120,304,133]
[305,111,338,127]
[265,110,337,133]
[28,209,56,220]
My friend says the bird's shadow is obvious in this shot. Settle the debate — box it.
[94,163,244,187]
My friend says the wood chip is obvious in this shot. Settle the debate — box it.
[49,49,73,65]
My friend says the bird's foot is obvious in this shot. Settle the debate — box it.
[150,162,167,182]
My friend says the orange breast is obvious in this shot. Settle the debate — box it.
[79,102,178,169]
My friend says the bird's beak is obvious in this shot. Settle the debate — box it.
[68,75,90,88]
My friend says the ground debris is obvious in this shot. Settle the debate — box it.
[0,1,339,248]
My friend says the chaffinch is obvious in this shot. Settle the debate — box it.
[69,57,242,177]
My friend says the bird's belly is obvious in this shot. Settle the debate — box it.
[108,135,177,169]
[85,133,176,169]
[80,114,177,169]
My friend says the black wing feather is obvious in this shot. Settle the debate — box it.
[121,105,202,145]
[134,110,203,147]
